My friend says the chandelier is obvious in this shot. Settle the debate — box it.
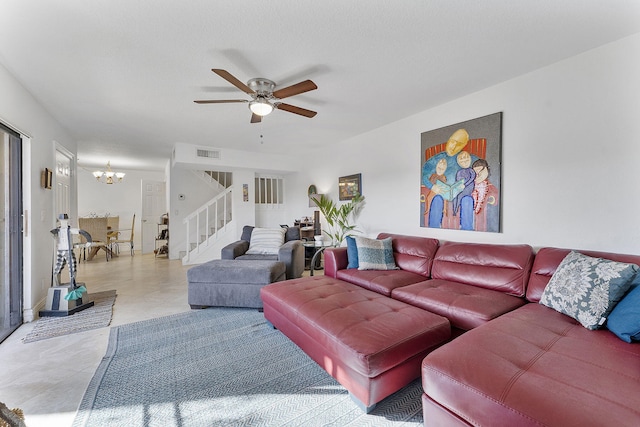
[92,161,125,184]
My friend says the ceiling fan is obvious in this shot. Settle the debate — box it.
[194,69,318,123]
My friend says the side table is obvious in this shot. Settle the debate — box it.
[302,241,333,276]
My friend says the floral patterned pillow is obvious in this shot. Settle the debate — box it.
[540,251,638,330]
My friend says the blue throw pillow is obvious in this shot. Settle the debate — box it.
[346,236,359,269]
[607,284,640,343]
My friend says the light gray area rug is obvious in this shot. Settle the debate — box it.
[22,290,117,344]
[73,308,423,427]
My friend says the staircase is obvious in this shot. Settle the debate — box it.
[182,176,234,265]
[203,170,232,188]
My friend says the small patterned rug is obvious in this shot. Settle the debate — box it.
[73,308,423,427]
[22,290,117,344]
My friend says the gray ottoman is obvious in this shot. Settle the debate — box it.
[187,259,286,309]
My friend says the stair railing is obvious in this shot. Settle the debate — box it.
[183,186,233,262]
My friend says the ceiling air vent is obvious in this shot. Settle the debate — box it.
[196,148,221,160]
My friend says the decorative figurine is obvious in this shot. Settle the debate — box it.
[40,214,95,317]
[50,214,91,297]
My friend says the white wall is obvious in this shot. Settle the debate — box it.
[293,33,640,255]
[168,166,259,260]
[169,167,222,258]
[4,31,640,321]
[0,62,77,320]
[169,145,299,260]
[77,167,166,252]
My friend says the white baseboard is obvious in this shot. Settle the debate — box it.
[23,297,46,323]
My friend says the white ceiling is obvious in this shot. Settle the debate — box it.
[1,1,639,170]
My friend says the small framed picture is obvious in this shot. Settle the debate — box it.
[338,173,362,201]
[42,168,53,189]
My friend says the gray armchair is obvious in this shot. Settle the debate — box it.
[221,225,305,279]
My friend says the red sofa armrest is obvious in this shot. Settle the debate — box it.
[324,247,348,277]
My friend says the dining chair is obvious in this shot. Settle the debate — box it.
[113,214,135,256]
[78,217,111,261]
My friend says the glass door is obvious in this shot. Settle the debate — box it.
[0,124,23,343]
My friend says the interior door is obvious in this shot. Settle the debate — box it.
[141,180,166,254]
[54,148,72,218]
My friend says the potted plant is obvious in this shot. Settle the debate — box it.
[311,193,365,246]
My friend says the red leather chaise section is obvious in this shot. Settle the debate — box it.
[422,246,640,426]
[422,303,640,426]
[261,275,450,409]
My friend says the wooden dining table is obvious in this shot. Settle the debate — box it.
[78,216,119,261]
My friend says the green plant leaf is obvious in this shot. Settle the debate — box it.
[312,193,365,246]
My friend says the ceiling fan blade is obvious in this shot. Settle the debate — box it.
[272,80,317,99]
[212,69,255,95]
[276,103,317,118]
[250,113,262,123]
[194,99,248,104]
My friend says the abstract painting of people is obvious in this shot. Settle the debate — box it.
[420,113,502,232]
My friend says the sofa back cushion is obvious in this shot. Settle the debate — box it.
[527,247,640,303]
[240,225,300,243]
[377,233,439,278]
[240,225,254,242]
[431,241,534,297]
[284,226,301,242]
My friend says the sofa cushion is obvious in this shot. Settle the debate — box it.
[336,268,428,296]
[607,284,640,343]
[527,247,640,303]
[540,251,637,330]
[422,303,640,427]
[355,236,398,270]
[245,227,285,255]
[431,241,534,297]
[284,225,300,242]
[392,279,526,330]
[240,225,254,242]
[377,233,439,277]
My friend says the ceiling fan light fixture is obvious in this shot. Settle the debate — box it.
[249,98,273,116]
[197,70,317,122]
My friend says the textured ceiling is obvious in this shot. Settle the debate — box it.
[1,1,639,170]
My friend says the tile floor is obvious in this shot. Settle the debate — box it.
[0,252,195,427]
[1,252,320,426]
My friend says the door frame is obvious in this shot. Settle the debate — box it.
[53,142,77,224]
[0,123,23,341]
[141,180,167,254]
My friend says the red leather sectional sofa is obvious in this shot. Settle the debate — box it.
[262,233,640,425]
